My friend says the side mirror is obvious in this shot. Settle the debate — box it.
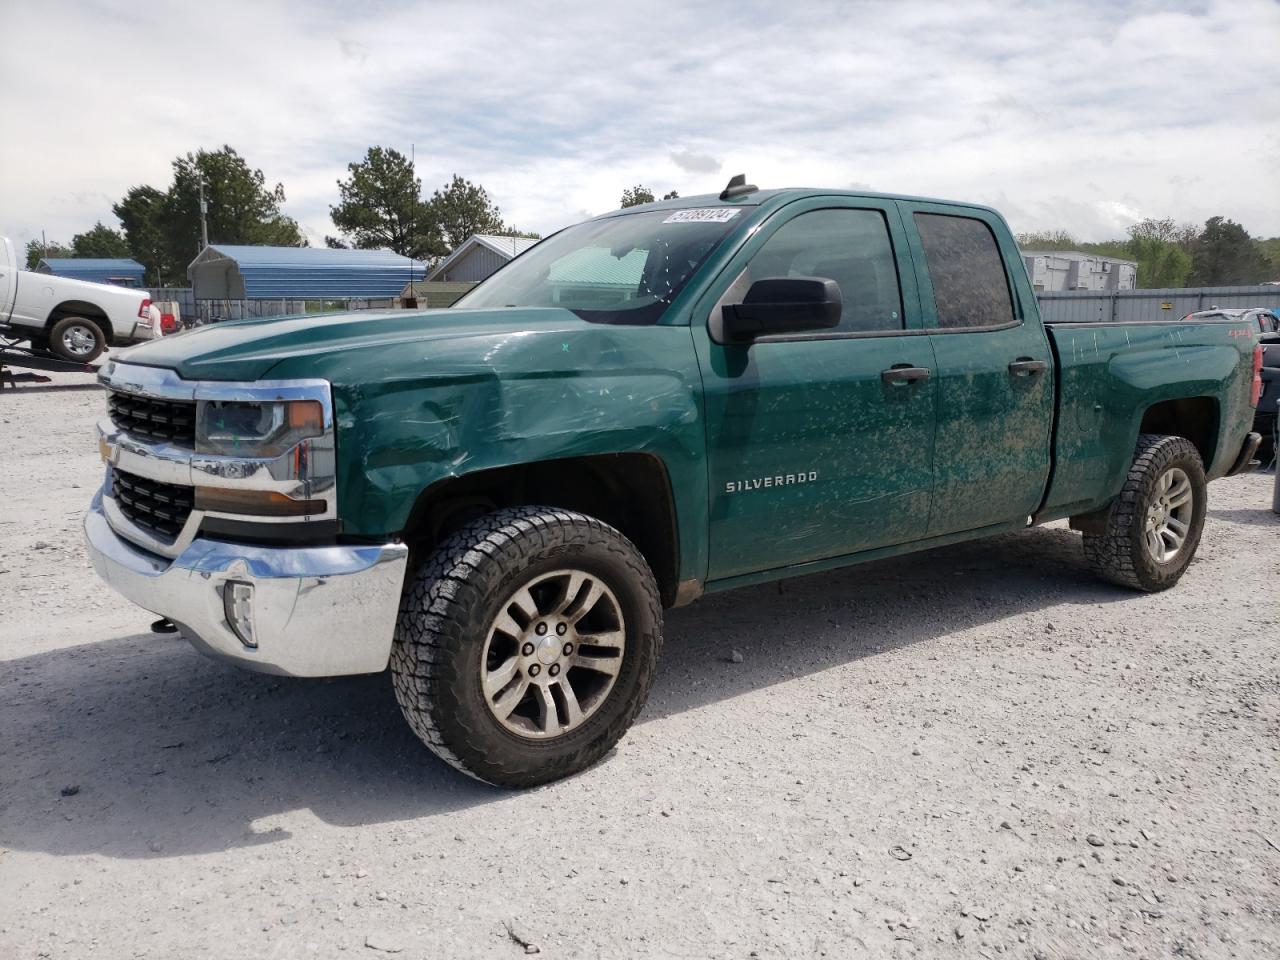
[721,277,841,343]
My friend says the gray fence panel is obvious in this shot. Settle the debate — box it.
[1037,285,1280,324]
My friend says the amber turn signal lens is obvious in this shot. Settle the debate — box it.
[286,400,324,433]
[195,486,326,517]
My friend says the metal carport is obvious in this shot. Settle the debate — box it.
[37,258,146,287]
[188,245,427,300]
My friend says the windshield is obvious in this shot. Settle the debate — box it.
[455,208,744,324]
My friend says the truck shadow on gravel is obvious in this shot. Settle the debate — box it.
[0,381,103,394]
[1,526,1126,859]
[1207,507,1280,527]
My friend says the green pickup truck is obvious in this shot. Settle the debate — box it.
[86,181,1264,787]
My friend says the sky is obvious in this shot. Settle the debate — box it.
[2,0,1278,253]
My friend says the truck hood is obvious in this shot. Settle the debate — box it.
[112,307,593,382]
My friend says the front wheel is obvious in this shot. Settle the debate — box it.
[391,506,663,788]
[1083,434,1207,592]
[49,316,106,363]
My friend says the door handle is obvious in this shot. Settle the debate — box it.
[881,365,931,384]
[1008,358,1047,377]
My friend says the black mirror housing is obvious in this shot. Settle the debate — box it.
[722,277,842,342]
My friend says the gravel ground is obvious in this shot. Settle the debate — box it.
[2,373,1278,960]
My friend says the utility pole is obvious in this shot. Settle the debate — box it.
[198,178,209,249]
[407,144,416,306]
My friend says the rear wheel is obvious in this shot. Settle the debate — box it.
[49,316,106,363]
[391,506,663,787]
[1083,434,1206,592]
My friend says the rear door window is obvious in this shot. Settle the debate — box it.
[914,213,1016,329]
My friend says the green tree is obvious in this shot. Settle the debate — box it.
[1127,217,1198,249]
[1017,231,1128,268]
[1256,237,1280,279]
[428,175,512,251]
[1015,229,1077,251]
[165,146,304,255]
[324,235,350,249]
[662,190,680,200]
[1188,217,1271,285]
[112,146,304,285]
[71,222,131,259]
[113,185,169,285]
[329,146,440,259]
[1121,220,1194,288]
[620,185,656,208]
[1124,235,1192,289]
[24,238,72,269]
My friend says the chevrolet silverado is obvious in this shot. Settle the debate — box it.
[85,180,1263,787]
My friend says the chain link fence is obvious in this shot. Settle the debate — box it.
[146,289,397,325]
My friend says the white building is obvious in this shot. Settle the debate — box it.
[426,234,540,283]
[1021,250,1137,292]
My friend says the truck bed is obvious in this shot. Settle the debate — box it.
[1039,318,1256,521]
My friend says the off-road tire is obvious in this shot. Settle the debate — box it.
[49,316,106,363]
[1083,434,1207,592]
[391,506,663,788]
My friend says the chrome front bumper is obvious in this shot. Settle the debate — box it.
[85,493,409,677]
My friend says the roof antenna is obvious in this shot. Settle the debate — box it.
[719,173,758,201]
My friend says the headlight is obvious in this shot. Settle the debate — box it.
[196,399,324,458]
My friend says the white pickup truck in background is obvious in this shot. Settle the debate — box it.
[0,236,157,362]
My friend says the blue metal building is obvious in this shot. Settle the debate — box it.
[37,258,146,287]
[188,245,427,300]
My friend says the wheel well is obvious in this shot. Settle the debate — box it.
[400,453,681,607]
[1139,397,1218,467]
[46,301,113,340]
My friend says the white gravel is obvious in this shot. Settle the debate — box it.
[2,372,1278,959]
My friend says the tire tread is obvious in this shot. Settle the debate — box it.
[1083,434,1206,592]
[390,506,662,787]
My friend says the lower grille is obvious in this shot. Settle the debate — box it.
[112,468,195,542]
[107,390,196,445]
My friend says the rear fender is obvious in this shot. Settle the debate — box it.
[1043,324,1252,518]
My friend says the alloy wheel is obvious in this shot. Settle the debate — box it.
[1143,466,1194,564]
[480,569,626,739]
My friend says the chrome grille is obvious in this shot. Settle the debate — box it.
[112,468,195,542]
[107,390,196,445]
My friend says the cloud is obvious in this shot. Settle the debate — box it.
[1,0,1277,251]
[337,38,369,65]
[670,150,721,175]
